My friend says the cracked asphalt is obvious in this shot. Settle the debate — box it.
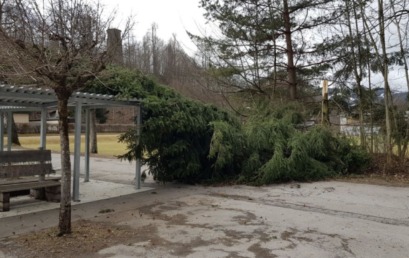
[1,154,408,257]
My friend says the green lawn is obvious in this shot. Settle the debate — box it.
[3,133,128,157]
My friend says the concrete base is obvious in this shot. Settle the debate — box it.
[31,188,46,200]
[0,193,10,212]
[31,185,61,202]
[0,180,153,219]
[45,185,61,202]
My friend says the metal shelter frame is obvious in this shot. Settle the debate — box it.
[0,84,143,201]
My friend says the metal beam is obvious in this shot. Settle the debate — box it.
[135,106,142,190]
[0,101,44,108]
[0,107,42,112]
[0,112,4,152]
[84,108,90,182]
[0,90,55,101]
[7,112,12,151]
[40,108,47,149]
[73,99,82,202]
[39,108,47,181]
[80,104,140,109]
[42,101,59,108]
[68,97,139,107]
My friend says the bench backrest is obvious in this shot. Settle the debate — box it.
[0,150,53,178]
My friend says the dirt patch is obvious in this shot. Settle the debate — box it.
[138,202,189,226]
[0,220,133,258]
[335,153,409,187]
[366,153,408,179]
[335,175,409,187]
[281,229,297,241]
[109,223,204,257]
[225,252,249,258]
[248,243,278,258]
[209,192,254,201]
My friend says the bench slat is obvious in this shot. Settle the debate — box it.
[0,150,51,163]
[0,181,61,193]
[0,164,54,178]
[0,177,61,186]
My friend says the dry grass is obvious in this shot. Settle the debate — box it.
[3,133,128,157]
[7,220,133,258]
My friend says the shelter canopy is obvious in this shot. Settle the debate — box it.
[0,84,140,111]
[0,84,143,201]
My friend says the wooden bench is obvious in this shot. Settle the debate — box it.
[0,150,61,212]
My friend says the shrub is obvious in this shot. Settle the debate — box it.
[88,67,370,185]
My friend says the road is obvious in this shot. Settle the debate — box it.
[0,154,408,257]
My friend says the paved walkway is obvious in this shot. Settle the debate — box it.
[0,153,153,219]
[0,153,408,257]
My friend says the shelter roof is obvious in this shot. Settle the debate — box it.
[0,84,140,112]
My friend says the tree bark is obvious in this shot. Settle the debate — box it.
[5,115,20,146]
[283,0,297,100]
[11,116,20,146]
[346,0,366,149]
[391,0,409,162]
[368,60,374,153]
[57,94,72,236]
[378,0,392,164]
[90,109,98,154]
[360,0,392,163]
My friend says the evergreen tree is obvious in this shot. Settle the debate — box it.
[192,0,340,100]
[88,67,371,185]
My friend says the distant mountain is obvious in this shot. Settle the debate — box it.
[328,86,409,109]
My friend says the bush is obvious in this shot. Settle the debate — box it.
[208,103,371,185]
[88,67,238,183]
[88,67,370,185]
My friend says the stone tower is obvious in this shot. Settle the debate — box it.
[107,28,124,65]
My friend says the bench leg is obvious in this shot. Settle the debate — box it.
[45,185,61,202]
[0,193,10,212]
[31,188,46,200]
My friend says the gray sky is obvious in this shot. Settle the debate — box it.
[102,0,408,92]
[104,0,207,54]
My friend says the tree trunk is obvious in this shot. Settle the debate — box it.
[11,116,20,146]
[90,109,98,154]
[57,95,72,236]
[5,115,20,146]
[347,0,366,149]
[391,1,409,162]
[368,61,374,153]
[283,0,297,100]
[361,0,392,163]
[378,0,392,164]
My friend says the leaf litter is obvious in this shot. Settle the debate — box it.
[4,220,134,258]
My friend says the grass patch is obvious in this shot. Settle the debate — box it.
[98,209,115,214]
[5,133,128,157]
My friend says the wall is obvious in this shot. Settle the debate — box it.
[14,123,135,134]
[1,113,30,124]
[30,107,136,125]
[105,107,135,124]
[13,114,30,124]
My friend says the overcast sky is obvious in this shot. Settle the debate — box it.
[103,0,207,54]
[101,0,408,92]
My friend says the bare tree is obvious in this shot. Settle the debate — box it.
[0,1,21,145]
[390,0,409,160]
[121,26,226,105]
[0,0,132,235]
[359,0,394,163]
[344,0,367,148]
